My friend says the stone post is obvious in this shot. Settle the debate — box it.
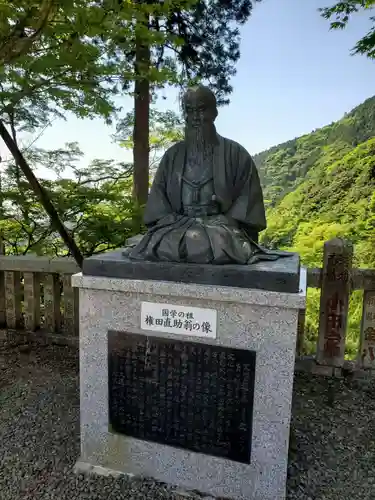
[316,238,353,367]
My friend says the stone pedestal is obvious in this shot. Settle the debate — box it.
[72,261,306,500]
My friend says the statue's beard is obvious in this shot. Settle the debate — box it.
[184,123,217,151]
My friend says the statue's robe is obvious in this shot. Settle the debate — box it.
[127,134,289,264]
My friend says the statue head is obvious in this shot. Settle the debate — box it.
[182,86,218,145]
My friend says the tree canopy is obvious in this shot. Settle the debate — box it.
[0,142,142,257]
[0,0,195,130]
[320,0,375,58]
[146,0,262,104]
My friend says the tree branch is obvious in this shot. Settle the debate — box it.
[0,0,57,66]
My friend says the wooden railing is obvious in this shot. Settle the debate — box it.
[0,238,374,375]
[0,256,80,346]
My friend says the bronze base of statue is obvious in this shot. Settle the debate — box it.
[82,249,301,293]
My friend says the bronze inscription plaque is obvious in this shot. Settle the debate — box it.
[108,331,256,463]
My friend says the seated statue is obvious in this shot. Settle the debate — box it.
[125,85,288,265]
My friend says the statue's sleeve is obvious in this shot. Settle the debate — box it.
[226,149,267,236]
[143,152,173,227]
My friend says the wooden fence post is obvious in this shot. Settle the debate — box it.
[296,309,306,356]
[44,273,61,333]
[0,271,5,327]
[23,272,41,331]
[316,238,353,367]
[5,271,22,329]
[62,274,79,336]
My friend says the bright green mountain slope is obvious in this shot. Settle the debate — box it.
[256,96,375,357]
[254,95,375,208]
[262,137,375,268]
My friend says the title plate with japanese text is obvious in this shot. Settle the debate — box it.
[140,301,217,339]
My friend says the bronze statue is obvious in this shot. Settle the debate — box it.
[126,85,288,265]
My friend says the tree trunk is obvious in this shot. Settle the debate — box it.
[132,17,150,207]
[0,119,84,268]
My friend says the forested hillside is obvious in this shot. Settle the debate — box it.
[257,95,375,357]
[262,138,375,267]
[254,96,375,207]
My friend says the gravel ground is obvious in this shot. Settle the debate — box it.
[0,344,374,500]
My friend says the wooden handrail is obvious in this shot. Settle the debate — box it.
[0,256,80,274]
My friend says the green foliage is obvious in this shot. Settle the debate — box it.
[0,0,198,133]
[254,95,375,207]
[258,95,375,359]
[262,138,375,259]
[115,108,184,171]
[320,1,375,58]
[0,108,184,257]
[0,0,262,134]
[0,143,143,257]
[146,0,262,104]
[1,0,125,128]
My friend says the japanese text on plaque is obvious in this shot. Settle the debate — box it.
[141,302,217,338]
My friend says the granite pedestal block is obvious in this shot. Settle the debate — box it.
[72,267,306,500]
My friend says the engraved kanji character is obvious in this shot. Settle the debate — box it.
[193,322,200,330]
[173,319,183,328]
[164,317,172,327]
[178,311,185,318]
[184,320,193,331]
[186,312,194,320]
[324,338,340,358]
[145,315,154,325]
[155,318,163,326]
[170,310,177,318]
[201,321,212,334]
[365,327,375,342]
[162,309,169,317]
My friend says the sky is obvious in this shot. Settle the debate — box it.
[13,0,375,176]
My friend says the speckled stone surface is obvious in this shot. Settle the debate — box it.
[73,270,306,500]
[72,271,306,310]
